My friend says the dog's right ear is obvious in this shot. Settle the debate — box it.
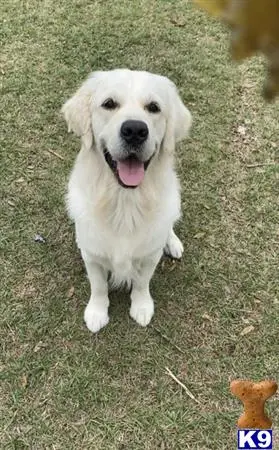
[61,75,95,149]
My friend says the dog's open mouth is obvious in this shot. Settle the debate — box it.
[104,150,151,188]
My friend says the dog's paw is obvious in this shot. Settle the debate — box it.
[130,297,154,327]
[84,302,109,333]
[164,233,184,259]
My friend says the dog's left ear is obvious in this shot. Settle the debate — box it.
[163,80,192,153]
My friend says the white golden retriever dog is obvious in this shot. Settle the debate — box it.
[62,69,192,333]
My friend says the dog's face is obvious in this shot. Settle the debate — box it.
[62,69,192,188]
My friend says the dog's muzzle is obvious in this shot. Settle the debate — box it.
[104,150,152,189]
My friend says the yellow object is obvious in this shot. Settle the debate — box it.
[195,0,279,101]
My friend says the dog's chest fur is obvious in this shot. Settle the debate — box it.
[67,148,181,283]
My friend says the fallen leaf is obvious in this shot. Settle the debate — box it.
[240,325,255,336]
[237,125,246,136]
[202,313,213,321]
[34,341,47,352]
[67,286,75,298]
[15,177,25,183]
[170,17,186,27]
[224,285,231,295]
[21,375,28,388]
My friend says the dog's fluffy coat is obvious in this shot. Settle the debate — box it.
[62,69,191,333]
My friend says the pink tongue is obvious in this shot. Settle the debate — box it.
[117,159,145,186]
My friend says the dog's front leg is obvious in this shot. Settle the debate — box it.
[81,250,109,333]
[130,251,162,327]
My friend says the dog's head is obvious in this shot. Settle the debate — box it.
[62,69,192,188]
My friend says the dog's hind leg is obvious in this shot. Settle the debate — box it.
[164,228,184,259]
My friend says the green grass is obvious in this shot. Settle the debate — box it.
[1,1,279,449]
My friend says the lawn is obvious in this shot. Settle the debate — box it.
[1,1,279,449]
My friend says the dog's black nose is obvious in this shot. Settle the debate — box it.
[120,120,149,146]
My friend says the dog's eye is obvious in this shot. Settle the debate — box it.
[145,102,161,113]
[101,98,118,110]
